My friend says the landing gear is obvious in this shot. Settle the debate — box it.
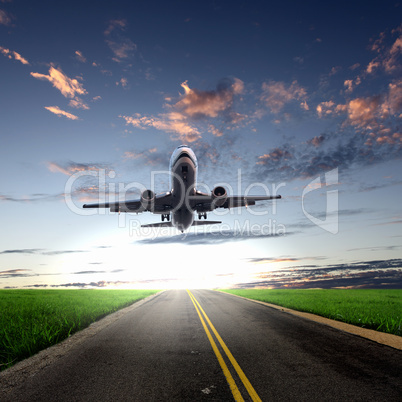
[161,214,170,222]
[198,212,207,220]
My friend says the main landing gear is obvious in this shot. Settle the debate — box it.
[161,214,170,222]
[198,212,207,220]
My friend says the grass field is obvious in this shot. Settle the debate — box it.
[221,289,402,336]
[0,289,159,371]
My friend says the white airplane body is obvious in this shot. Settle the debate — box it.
[83,145,281,232]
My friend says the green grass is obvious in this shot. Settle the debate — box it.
[220,289,402,336]
[0,289,159,371]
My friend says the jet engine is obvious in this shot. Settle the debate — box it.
[141,189,155,211]
[211,186,227,208]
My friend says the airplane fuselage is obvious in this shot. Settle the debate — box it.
[169,145,198,231]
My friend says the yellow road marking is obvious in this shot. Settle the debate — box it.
[187,290,244,401]
[187,290,261,402]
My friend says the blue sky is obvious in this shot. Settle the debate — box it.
[1,0,401,289]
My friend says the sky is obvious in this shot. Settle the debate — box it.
[1,0,401,290]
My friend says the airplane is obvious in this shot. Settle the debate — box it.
[83,145,281,232]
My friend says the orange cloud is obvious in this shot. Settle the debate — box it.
[31,65,87,98]
[75,50,86,63]
[69,98,89,110]
[175,79,244,118]
[0,46,29,64]
[104,19,136,62]
[383,78,402,116]
[261,80,307,113]
[384,35,402,73]
[44,106,79,120]
[0,9,11,26]
[366,28,402,75]
[47,162,107,176]
[123,147,161,166]
[347,97,380,128]
[308,135,326,147]
[120,112,201,143]
[257,147,292,165]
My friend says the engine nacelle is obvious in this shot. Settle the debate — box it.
[211,186,227,208]
[141,189,155,211]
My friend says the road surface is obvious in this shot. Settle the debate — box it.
[1,289,401,401]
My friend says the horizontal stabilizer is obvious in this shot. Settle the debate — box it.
[141,222,173,228]
[192,220,222,226]
[141,220,222,229]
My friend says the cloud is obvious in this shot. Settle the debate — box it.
[315,78,401,146]
[0,269,34,278]
[24,277,183,288]
[347,245,401,252]
[257,67,402,183]
[123,147,168,166]
[347,97,381,129]
[116,77,128,88]
[47,161,111,176]
[137,229,291,246]
[236,258,402,289]
[257,147,293,165]
[75,50,86,63]
[44,106,79,120]
[255,128,401,182]
[42,250,88,256]
[68,98,89,110]
[260,80,307,114]
[0,192,66,203]
[0,248,87,256]
[0,249,43,254]
[175,79,244,119]
[0,8,11,25]
[72,270,106,275]
[307,135,326,147]
[121,112,201,143]
[104,19,136,62]
[31,65,87,98]
[120,78,245,142]
[366,27,402,75]
[316,101,346,118]
[248,257,299,264]
[0,46,29,64]
[342,78,402,136]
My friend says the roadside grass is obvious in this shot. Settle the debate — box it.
[0,289,159,371]
[220,289,402,336]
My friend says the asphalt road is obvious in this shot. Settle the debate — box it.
[2,289,401,401]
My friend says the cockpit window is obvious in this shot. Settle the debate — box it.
[170,146,198,168]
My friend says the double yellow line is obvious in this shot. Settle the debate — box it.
[187,290,261,402]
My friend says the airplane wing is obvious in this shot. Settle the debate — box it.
[222,195,281,208]
[191,191,281,212]
[82,191,173,213]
